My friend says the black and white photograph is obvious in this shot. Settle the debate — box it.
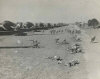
[0,0,100,79]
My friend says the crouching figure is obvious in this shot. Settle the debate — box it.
[68,60,80,67]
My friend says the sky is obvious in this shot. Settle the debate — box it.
[0,0,100,23]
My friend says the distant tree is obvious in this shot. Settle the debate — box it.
[39,23,44,28]
[88,20,92,26]
[15,22,23,31]
[88,18,99,28]
[47,23,52,28]
[54,23,57,27]
[35,23,39,29]
[2,20,15,31]
[0,27,5,31]
[16,22,23,28]
[92,19,99,27]
[24,22,34,29]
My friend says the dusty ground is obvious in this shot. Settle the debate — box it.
[0,26,88,79]
[82,28,100,79]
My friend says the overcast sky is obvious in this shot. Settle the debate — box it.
[0,0,100,23]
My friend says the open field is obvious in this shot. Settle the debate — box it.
[0,25,93,79]
[0,0,100,78]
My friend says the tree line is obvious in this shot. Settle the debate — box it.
[0,21,67,31]
[88,18,99,28]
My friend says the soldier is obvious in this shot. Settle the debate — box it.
[91,36,96,43]
[55,38,59,44]
[62,39,68,44]
[34,40,40,48]
[68,60,79,67]
[50,30,53,35]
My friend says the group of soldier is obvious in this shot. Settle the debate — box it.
[30,40,40,48]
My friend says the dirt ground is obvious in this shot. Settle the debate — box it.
[82,28,100,79]
[0,26,90,79]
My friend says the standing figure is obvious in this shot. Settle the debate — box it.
[91,36,96,43]
[55,38,59,44]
